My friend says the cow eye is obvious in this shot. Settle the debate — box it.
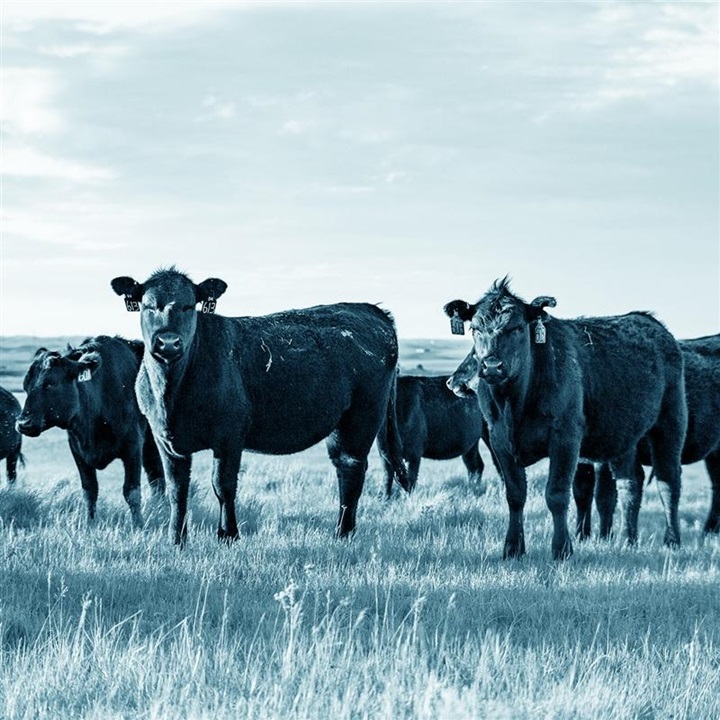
[43,379,56,390]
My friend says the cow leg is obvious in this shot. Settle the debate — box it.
[546,438,578,560]
[120,450,144,528]
[5,447,19,485]
[142,426,166,496]
[211,453,240,541]
[702,450,720,534]
[594,462,617,539]
[162,454,192,546]
[462,444,486,496]
[572,462,595,541]
[611,451,644,545]
[406,455,421,493]
[73,454,99,525]
[490,429,526,558]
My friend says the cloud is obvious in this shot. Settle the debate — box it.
[0,68,64,135]
[2,1,244,35]
[199,95,237,121]
[591,2,718,104]
[1,147,115,182]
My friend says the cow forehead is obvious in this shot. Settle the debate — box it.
[471,295,522,332]
[143,275,195,302]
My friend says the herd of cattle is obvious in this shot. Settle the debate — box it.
[1,269,718,560]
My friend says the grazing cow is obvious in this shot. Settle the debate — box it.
[0,385,23,484]
[444,278,686,559]
[111,268,407,545]
[575,334,720,538]
[16,336,165,525]
[377,373,490,497]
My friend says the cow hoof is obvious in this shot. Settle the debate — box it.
[502,542,526,559]
[663,531,681,548]
[217,528,239,543]
[552,542,573,561]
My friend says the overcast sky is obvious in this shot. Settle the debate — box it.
[2,1,718,340]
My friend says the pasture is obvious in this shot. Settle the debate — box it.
[0,337,718,719]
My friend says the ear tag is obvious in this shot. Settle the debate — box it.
[124,297,140,312]
[450,311,465,336]
[201,297,216,314]
[535,318,546,344]
[77,368,92,383]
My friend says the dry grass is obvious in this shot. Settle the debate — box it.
[0,432,718,719]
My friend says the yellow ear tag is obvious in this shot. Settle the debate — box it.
[534,318,546,344]
[78,368,92,382]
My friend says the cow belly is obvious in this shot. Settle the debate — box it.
[245,420,339,455]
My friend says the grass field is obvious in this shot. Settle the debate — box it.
[0,337,718,719]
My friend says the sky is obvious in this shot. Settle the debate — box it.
[1,1,718,341]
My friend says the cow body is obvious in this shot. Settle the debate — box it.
[0,386,23,484]
[17,336,165,524]
[446,278,686,559]
[378,374,489,496]
[111,268,407,545]
[575,334,720,537]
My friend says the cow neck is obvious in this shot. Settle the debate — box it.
[138,330,196,443]
[482,341,536,461]
[69,369,105,442]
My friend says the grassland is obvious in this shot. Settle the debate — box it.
[0,337,718,719]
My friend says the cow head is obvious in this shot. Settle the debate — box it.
[111,268,228,366]
[16,348,102,436]
[443,277,556,386]
[446,350,480,397]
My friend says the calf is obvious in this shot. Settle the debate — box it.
[0,385,23,484]
[16,336,165,525]
[575,334,720,538]
[445,278,686,559]
[378,373,490,496]
[111,268,407,545]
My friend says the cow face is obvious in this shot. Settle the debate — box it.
[444,278,556,386]
[111,269,227,365]
[17,349,101,436]
[447,351,480,397]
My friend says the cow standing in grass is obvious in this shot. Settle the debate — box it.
[575,334,720,539]
[0,385,23,484]
[16,337,165,525]
[377,373,490,497]
[445,278,686,559]
[111,268,407,545]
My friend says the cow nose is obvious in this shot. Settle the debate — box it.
[16,416,41,437]
[153,333,183,360]
[481,356,504,375]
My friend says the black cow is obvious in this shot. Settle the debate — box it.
[445,278,686,559]
[575,334,720,539]
[16,336,165,525]
[111,268,407,545]
[0,385,23,484]
[377,373,490,497]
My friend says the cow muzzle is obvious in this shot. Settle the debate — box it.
[480,356,505,382]
[16,416,42,437]
[446,375,476,398]
[152,332,184,363]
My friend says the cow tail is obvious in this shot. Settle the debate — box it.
[383,371,410,493]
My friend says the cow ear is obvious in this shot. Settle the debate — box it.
[195,278,228,303]
[33,347,48,359]
[526,295,556,319]
[111,276,144,301]
[443,300,476,322]
[69,352,101,382]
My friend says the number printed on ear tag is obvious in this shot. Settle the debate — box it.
[78,369,92,382]
[201,297,216,314]
[535,318,546,344]
[125,298,140,312]
[450,311,465,335]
